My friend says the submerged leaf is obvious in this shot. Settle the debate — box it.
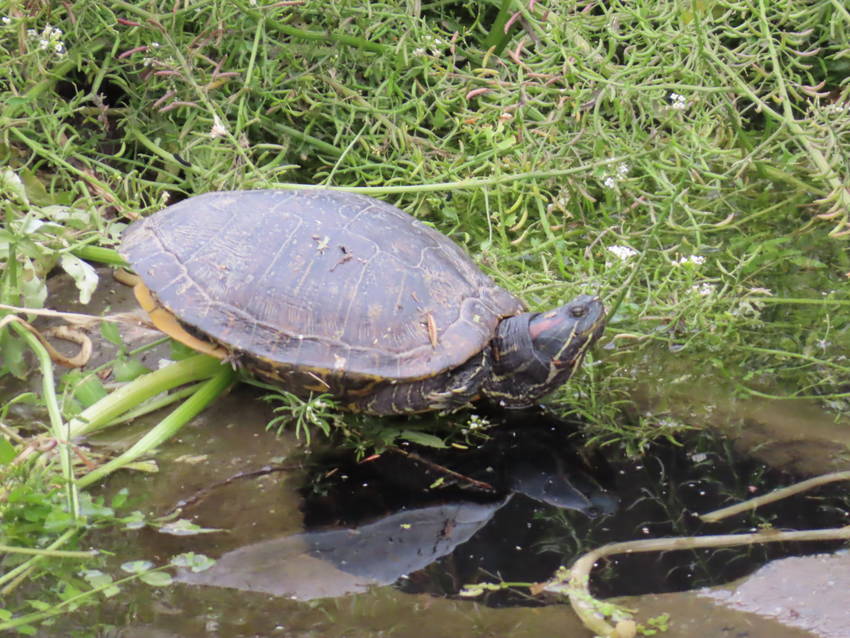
[120,560,154,574]
[170,552,215,573]
[399,430,448,448]
[159,519,221,536]
[139,571,172,587]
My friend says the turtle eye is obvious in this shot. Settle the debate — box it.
[569,305,587,318]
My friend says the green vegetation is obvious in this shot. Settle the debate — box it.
[1,0,849,634]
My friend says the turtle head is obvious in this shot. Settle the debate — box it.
[482,294,606,407]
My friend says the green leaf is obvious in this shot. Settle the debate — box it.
[111,488,129,509]
[20,169,50,206]
[4,95,30,109]
[0,332,28,378]
[120,510,147,529]
[0,435,17,464]
[399,430,448,448]
[81,570,121,597]
[101,584,121,598]
[121,560,154,574]
[43,507,75,533]
[63,370,108,407]
[78,492,114,519]
[81,570,113,588]
[20,261,48,308]
[139,571,172,587]
[112,357,151,382]
[59,254,98,304]
[0,168,28,204]
[169,340,200,360]
[100,321,124,347]
[789,256,826,269]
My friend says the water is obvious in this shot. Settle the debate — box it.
[7,272,850,637]
[29,394,845,638]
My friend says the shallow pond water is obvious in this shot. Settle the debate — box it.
[7,272,850,637]
[22,386,846,638]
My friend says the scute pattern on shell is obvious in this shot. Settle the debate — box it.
[121,189,525,383]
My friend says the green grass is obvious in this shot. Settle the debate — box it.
[1,0,849,633]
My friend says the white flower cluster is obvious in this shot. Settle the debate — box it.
[691,282,714,296]
[27,24,66,56]
[602,162,630,189]
[606,245,638,261]
[671,254,706,266]
[465,413,491,431]
[821,102,849,115]
[414,35,445,57]
[669,92,687,111]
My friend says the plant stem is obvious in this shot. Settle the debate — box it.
[77,364,234,487]
[0,528,80,593]
[0,544,98,558]
[10,322,79,519]
[68,354,226,438]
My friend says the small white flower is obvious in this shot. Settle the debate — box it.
[616,162,630,176]
[39,38,49,50]
[607,245,638,261]
[150,41,160,49]
[603,175,617,189]
[658,417,681,428]
[466,414,491,431]
[209,115,228,138]
[27,28,36,37]
[671,254,705,266]
[2,16,12,25]
[692,282,714,296]
[54,43,65,55]
[669,92,687,110]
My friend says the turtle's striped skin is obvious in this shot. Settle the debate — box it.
[121,189,605,414]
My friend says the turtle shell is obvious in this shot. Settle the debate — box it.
[121,189,524,387]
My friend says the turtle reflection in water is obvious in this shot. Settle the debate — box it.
[178,419,617,600]
[120,189,605,414]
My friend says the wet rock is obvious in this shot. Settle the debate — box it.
[700,552,850,638]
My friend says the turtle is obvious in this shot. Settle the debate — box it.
[120,189,605,415]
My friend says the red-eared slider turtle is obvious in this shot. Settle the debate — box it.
[120,189,605,415]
